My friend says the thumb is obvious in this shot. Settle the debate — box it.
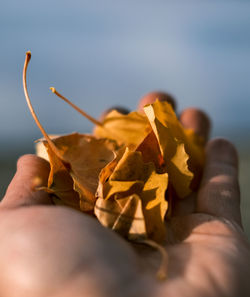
[1,154,52,208]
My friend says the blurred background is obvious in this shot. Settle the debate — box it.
[0,0,249,238]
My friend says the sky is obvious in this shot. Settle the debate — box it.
[0,0,250,151]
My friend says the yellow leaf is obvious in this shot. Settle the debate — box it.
[96,146,126,200]
[141,169,168,243]
[96,148,168,243]
[184,128,205,189]
[94,195,147,239]
[102,180,144,200]
[97,148,146,202]
[109,148,148,181]
[93,110,152,150]
[144,100,204,198]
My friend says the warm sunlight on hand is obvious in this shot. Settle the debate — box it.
[0,98,249,297]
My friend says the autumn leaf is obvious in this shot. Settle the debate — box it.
[141,167,168,243]
[43,144,81,209]
[95,194,147,239]
[109,148,148,181]
[36,134,59,161]
[144,100,205,198]
[96,148,168,243]
[97,148,147,202]
[136,130,165,172]
[96,146,126,200]
[102,180,144,200]
[93,110,152,150]
[39,133,116,211]
[184,128,205,189]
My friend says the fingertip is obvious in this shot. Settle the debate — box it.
[197,138,241,227]
[137,91,176,112]
[17,154,50,172]
[180,108,211,142]
[206,138,238,170]
[99,106,130,121]
[1,154,51,208]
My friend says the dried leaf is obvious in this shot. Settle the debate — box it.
[144,100,204,198]
[36,135,59,161]
[141,168,168,243]
[184,128,205,189]
[93,110,152,150]
[96,148,168,243]
[96,146,126,200]
[41,133,116,211]
[97,148,146,201]
[109,148,148,181]
[95,194,147,239]
[45,145,81,209]
[102,180,144,200]
[136,130,165,172]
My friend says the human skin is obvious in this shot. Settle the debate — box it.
[0,99,249,297]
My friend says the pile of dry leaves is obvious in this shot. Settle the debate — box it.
[23,52,205,248]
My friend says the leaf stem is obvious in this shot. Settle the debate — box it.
[23,51,63,159]
[50,87,102,127]
[136,239,168,281]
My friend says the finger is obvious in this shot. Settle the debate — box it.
[179,108,211,142]
[171,193,197,217]
[99,106,130,121]
[137,91,176,112]
[196,138,242,227]
[172,108,211,216]
[1,154,52,209]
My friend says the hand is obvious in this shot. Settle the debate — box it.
[0,95,249,297]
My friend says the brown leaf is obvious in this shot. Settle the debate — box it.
[45,145,81,209]
[39,133,116,211]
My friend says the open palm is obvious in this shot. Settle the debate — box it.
[0,104,249,297]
